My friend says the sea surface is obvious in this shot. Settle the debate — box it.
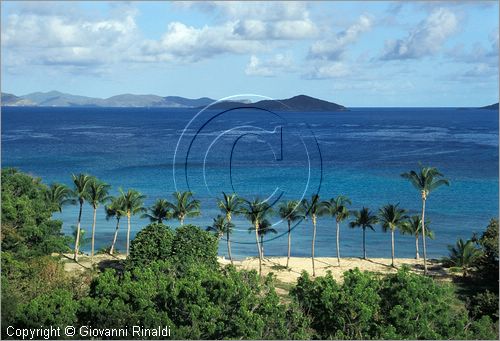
[1,106,498,259]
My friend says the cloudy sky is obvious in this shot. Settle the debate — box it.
[1,1,498,106]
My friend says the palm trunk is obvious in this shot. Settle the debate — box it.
[74,202,83,261]
[286,220,291,268]
[336,221,340,266]
[226,230,233,265]
[415,234,420,260]
[110,217,120,255]
[126,212,131,257]
[421,198,427,275]
[227,214,233,265]
[91,206,97,261]
[255,221,262,276]
[391,228,395,267]
[312,215,317,276]
[362,227,366,259]
[180,216,184,225]
[261,235,264,258]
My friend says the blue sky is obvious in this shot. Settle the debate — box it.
[1,1,498,106]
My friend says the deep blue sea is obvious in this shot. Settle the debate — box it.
[1,106,498,259]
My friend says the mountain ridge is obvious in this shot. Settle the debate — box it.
[0,91,346,111]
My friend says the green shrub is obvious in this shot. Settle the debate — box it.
[291,269,381,339]
[467,290,499,321]
[170,225,219,271]
[128,223,174,268]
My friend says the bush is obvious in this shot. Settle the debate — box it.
[291,267,495,340]
[291,269,381,339]
[128,223,174,268]
[170,224,219,272]
[78,261,312,339]
[467,290,499,321]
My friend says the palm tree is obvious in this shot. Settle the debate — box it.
[249,219,277,258]
[87,178,111,260]
[301,194,326,276]
[45,183,75,212]
[278,200,304,268]
[378,203,408,267]
[400,215,434,260]
[349,207,378,260]
[141,199,172,224]
[71,173,93,261]
[217,192,242,264]
[446,238,482,277]
[105,196,125,255]
[167,191,200,225]
[323,195,351,266]
[242,198,272,276]
[120,189,146,256]
[401,166,449,274]
[206,215,235,261]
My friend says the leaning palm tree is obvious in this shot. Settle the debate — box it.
[141,199,172,224]
[120,188,146,256]
[45,183,75,212]
[242,198,272,276]
[105,196,125,255]
[400,215,434,260]
[401,166,449,274]
[217,192,242,264]
[249,219,277,258]
[167,191,200,225]
[378,203,408,267]
[71,173,93,261]
[278,200,304,268]
[87,178,111,260]
[445,238,482,277]
[301,194,326,276]
[323,195,351,266]
[349,207,378,260]
[207,215,235,261]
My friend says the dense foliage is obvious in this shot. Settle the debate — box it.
[128,223,174,268]
[1,169,498,340]
[291,268,497,339]
[1,168,69,257]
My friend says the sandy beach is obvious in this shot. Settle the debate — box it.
[59,253,450,284]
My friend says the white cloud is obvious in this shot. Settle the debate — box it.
[381,8,458,60]
[303,62,350,79]
[308,15,373,61]
[1,4,139,71]
[245,54,294,77]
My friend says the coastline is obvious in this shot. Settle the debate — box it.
[60,253,450,284]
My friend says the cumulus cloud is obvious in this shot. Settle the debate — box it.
[380,8,458,60]
[303,62,350,79]
[308,15,373,61]
[1,3,139,71]
[245,54,294,77]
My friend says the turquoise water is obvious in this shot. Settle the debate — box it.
[1,106,498,259]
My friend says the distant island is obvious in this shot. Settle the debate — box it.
[0,91,346,111]
[201,95,346,112]
[479,103,499,110]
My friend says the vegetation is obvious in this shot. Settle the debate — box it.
[216,192,241,264]
[167,191,201,225]
[323,195,351,266]
[141,198,172,224]
[119,188,146,256]
[278,200,303,268]
[104,196,125,255]
[401,166,449,274]
[378,203,408,267]
[71,173,94,261]
[301,194,326,276]
[86,178,110,260]
[400,215,434,259]
[349,207,378,259]
[1,168,497,340]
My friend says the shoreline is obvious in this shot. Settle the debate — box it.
[59,253,450,284]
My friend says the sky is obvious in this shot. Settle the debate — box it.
[1,1,498,107]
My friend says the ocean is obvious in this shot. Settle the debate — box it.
[1,106,498,259]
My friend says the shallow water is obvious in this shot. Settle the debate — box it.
[2,106,498,259]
